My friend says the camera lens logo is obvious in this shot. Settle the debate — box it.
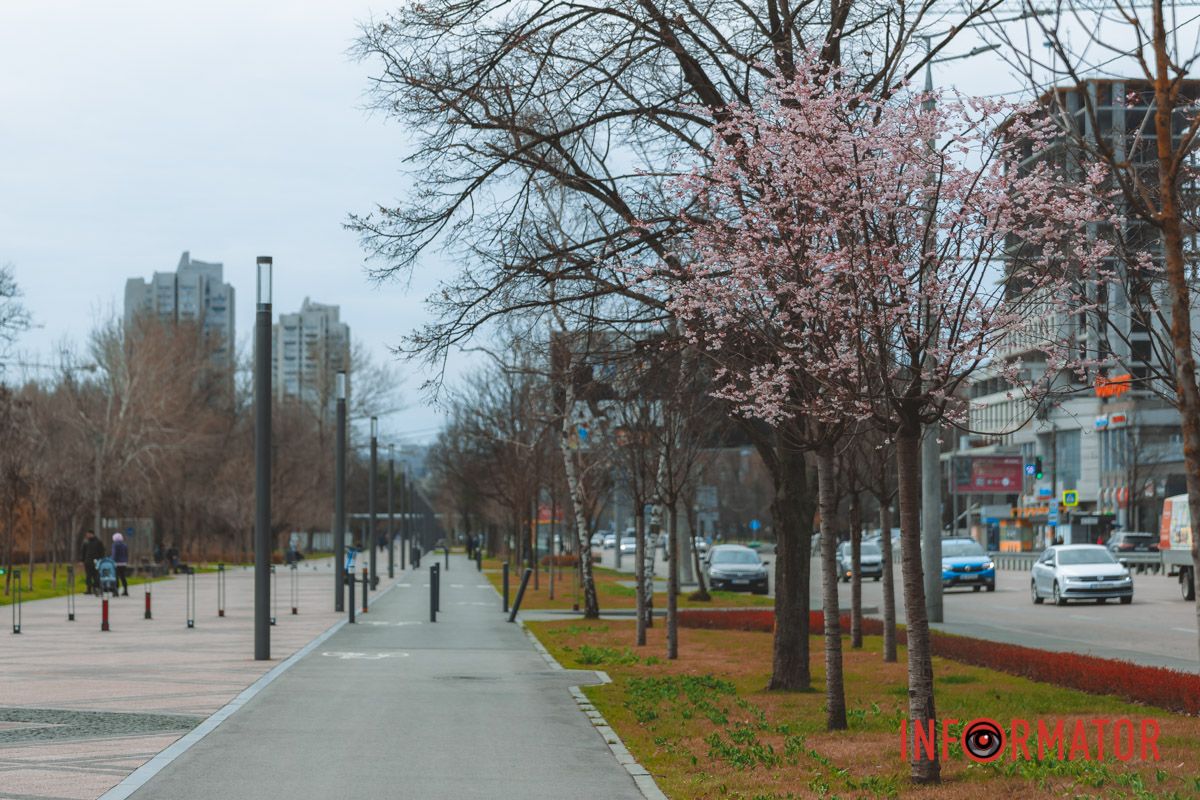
[962,718,1005,763]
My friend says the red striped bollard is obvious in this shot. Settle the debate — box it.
[101,592,110,632]
[144,582,152,620]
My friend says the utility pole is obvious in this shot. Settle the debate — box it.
[254,256,273,660]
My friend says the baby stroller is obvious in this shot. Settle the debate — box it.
[96,557,119,596]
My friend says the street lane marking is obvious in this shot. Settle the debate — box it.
[1171,627,1194,633]
[320,651,409,660]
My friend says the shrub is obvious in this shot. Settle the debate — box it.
[678,609,775,632]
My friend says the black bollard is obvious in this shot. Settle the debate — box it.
[348,572,356,624]
[67,564,76,622]
[433,563,441,613]
[502,562,510,613]
[476,547,482,572]
[186,567,196,629]
[362,566,369,614]
[507,568,533,623]
[444,546,449,571]
[270,565,277,626]
[290,564,299,615]
[11,570,21,634]
[429,565,437,623]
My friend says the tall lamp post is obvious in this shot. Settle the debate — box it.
[254,256,273,661]
[387,444,395,578]
[400,466,407,570]
[334,370,347,612]
[369,416,378,588]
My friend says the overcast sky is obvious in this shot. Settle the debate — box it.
[0,0,454,443]
[1,2,1190,445]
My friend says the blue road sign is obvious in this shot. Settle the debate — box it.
[748,519,761,532]
[1024,464,1036,476]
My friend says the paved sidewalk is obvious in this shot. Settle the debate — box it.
[122,555,646,800]
[0,556,399,800]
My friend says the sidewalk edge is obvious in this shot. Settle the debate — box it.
[519,620,669,800]
[98,580,401,800]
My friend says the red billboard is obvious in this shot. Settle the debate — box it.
[952,456,1024,495]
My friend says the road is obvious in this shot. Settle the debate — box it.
[592,544,1200,673]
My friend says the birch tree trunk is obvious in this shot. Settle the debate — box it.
[560,384,599,618]
[816,445,846,729]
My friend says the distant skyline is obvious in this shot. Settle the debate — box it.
[0,0,452,444]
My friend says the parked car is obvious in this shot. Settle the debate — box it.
[706,544,769,594]
[864,529,902,559]
[941,537,996,592]
[590,531,608,549]
[619,536,636,555]
[602,533,617,549]
[1031,544,1133,606]
[1106,531,1159,554]
[836,541,883,582]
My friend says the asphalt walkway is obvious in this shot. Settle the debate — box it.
[121,555,646,799]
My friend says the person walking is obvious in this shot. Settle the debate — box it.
[81,530,105,595]
[111,532,130,596]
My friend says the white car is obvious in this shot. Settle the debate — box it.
[1031,544,1133,606]
[619,536,636,554]
[603,533,616,549]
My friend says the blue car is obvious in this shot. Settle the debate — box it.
[941,538,995,592]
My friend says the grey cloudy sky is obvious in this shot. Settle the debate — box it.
[0,0,451,443]
[2,1,1187,446]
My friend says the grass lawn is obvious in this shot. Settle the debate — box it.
[528,619,1200,799]
[0,564,169,605]
[481,559,774,611]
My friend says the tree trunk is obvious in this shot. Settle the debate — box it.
[561,446,599,618]
[688,503,710,600]
[896,424,939,783]
[1150,8,1200,664]
[635,511,648,645]
[850,492,863,649]
[678,508,694,585]
[768,441,812,691]
[816,445,847,730]
[879,499,898,663]
[667,501,679,660]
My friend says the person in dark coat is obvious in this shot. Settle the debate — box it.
[81,530,105,595]
[111,533,130,596]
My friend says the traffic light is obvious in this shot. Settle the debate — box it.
[1034,457,1044,480]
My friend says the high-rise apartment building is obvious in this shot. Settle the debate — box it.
[964,78,1199,548]
[123,251,236,367]
[273,298,351,419]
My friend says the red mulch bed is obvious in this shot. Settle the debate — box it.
[677,607,1200,715]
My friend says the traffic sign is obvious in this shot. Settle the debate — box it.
[748,519,761,532]
[1048,507,1059,523]
[1062,490,1079,507]
[1024,464,1036,476]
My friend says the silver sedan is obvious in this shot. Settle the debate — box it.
[1031,544,1133,606]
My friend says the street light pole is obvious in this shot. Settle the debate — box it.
[334,371,347,612]
[369,416,378,589]
[254,256,273,661]
[388,445,395,579]
[400,466,407,570]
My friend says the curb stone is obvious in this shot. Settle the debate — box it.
[518,621,669,800]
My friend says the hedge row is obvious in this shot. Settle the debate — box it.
[676,608,1200,715]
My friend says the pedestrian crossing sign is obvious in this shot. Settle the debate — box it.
[1062,490,1078,507]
